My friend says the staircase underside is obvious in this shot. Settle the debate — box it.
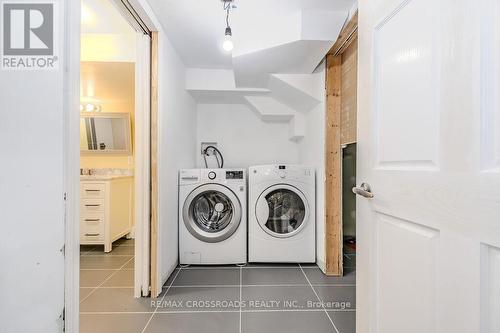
[186,9,348,142]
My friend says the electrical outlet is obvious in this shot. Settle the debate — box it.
[201,142,218,155]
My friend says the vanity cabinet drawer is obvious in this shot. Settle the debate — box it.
[81,199,105,213]
[81,183,106,198]
[81,214,104,240]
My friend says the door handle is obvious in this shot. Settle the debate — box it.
[352,183,374,199]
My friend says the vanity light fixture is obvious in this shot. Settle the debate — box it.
[80,103,102,112]
[222,0,235,52]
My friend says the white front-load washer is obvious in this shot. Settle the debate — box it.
[248,165,315,263]
[179,169,247,265]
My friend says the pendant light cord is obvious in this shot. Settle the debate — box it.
[223,1,231,29]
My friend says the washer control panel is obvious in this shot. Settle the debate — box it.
[226,170,244,180]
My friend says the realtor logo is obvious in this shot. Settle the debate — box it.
[1,1,59,70]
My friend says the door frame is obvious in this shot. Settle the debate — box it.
[324,11,358,276]
[63,0,159,331]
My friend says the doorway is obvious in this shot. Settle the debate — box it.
[76,0,157,330]
[324,11,358,277]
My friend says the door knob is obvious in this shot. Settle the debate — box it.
[352,183,374,198]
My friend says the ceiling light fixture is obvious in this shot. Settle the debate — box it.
[222,0,235,52]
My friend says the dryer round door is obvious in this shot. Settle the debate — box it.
[183,184,242,243]
[255,184,309,238]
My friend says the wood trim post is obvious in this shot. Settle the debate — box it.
[150,31,159,297]
[328,11,358,56]
[324,54,343,276]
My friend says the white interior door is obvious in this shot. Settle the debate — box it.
[357,0,500,333]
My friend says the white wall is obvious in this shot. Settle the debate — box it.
[156,33,198,285]
[0,7,67,333]
[196,104,300,168]
[298,62,326,270]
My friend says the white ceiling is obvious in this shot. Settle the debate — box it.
[146,0,356,69]
[82,0,135,34]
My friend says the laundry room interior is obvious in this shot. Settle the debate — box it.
[77,0,358,332]
[4,0,498,331]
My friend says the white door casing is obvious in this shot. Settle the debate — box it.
[357,0,500,333]
[135,32,152,297]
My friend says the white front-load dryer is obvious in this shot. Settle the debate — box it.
[179,169,247,265]
[248,165,315,263]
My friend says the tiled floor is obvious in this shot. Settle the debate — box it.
[80,239,356,333]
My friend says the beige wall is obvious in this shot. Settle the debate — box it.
[80,61,135,169]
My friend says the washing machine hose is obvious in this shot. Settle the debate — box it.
[203,145,224,168]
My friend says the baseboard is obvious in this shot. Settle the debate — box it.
[316,258,326,273]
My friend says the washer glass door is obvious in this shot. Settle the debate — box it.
[183,184,242,243]
[255,184,309,238]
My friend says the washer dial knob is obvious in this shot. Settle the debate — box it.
[208,171,217,180]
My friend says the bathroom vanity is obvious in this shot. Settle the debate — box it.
[80,175,134,252]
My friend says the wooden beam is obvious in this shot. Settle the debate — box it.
[150,31,159,297]
[324,54,343,276]
[328,11,358,56]
[340,36,358,145]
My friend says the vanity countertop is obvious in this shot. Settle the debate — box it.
[80,175,133,181]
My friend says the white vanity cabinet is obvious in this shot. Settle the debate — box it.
[80,176,134,252]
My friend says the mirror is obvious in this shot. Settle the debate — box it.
[80,112,132,154]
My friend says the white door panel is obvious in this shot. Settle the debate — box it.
[357,0,500,333]
[373,0,439,170]
[481,0,500,172]
[376,214,438,333]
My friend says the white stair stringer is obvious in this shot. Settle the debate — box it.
[268,74,322,113]
[244,96,295,122]
[233,39,333,88]
[232,10,348,88]
[244,95,306,142]
[185,68,270,104]
[289,112,306,142]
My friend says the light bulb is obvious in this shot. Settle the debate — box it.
[222,26,234,52]
[223,37,234,52]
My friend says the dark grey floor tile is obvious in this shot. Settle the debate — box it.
[313,286,356,311]
[303,267,356,285]
[80,288,156,313]
[173,268,239,286]
[244,263,299,268]
[80,288,94,302]
[242,268,307,285]
[242,286,318,311]
[80,313,151,333]
[242,311,336,333]
[80,270,115,288]
[163,268,179,287]
[157,286,240,312]
[80,256,132,270]
[328,311,356,333]
[297,263,318,268]
[145,312,239,333]
[102,269,134,287]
